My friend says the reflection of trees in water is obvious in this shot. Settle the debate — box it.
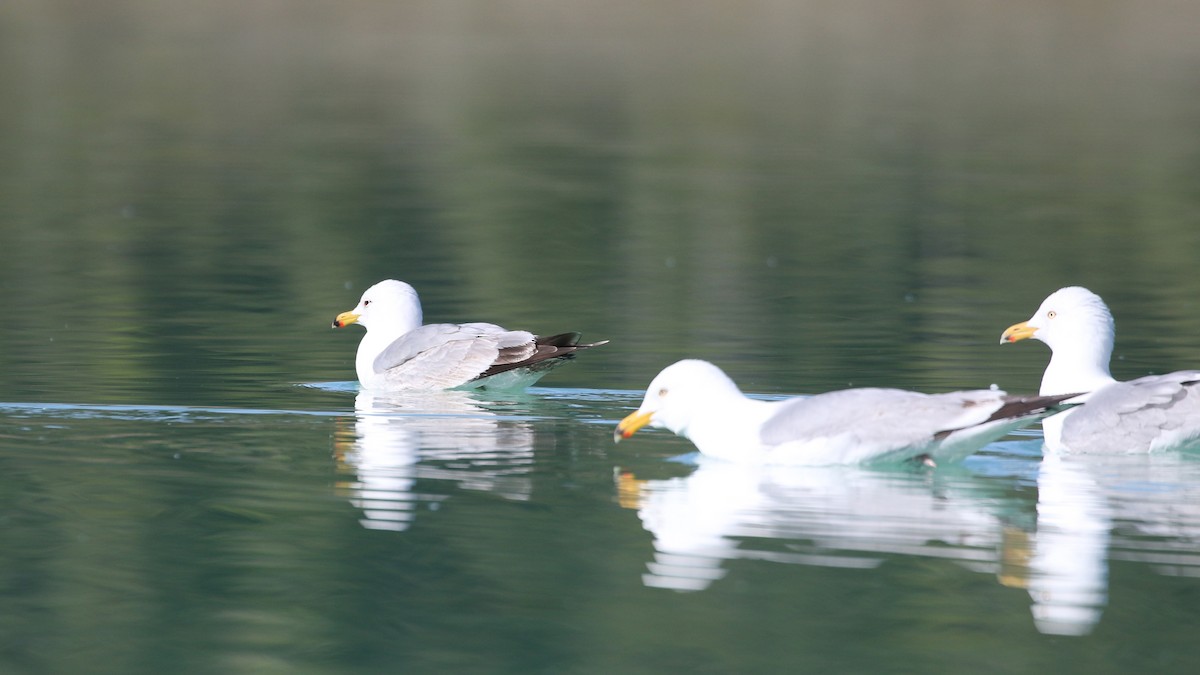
[620,451,1200,636]
[4,2,1200,400]
[334,391,534,532]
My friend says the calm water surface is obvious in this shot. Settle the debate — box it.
[3,1,1200,673]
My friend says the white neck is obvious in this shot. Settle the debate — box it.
[681,395,781,461]
[355,309,422,387]
[355,331,398,385]
[1037,321,1116,453]
[1040,342,1116,396]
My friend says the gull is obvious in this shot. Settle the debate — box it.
[1001,286,1200,453]
[333,279,606,391]
[614,359,1077,465]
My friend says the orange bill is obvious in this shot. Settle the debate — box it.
[332,311,360,329]
[614,410,654,442]
[1001,320,1037,344]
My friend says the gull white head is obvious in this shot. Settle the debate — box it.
[332,279,423,334]
[615,359,745,442]
[333,280,426,386]
[1001,286,1117,395]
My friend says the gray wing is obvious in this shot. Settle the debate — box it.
[373,323,536,390]
[759,388,1014,449]
[1062,371,1200,452]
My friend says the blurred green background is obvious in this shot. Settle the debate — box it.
[3,3,1200,674]
[3,0,1199,405]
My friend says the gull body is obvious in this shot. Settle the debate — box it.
[615,360,1077,465]
[1001,286,1200,453]
[333,280,605,391]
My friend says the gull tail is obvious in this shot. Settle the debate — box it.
[926,392,1085,464]
[984,392,1085,425]
[468,332,609,388]
[933,392,1083,442]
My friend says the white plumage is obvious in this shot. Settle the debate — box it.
[615,359,1075,465]
[1001,286,1200,453]
[333,280,604,391]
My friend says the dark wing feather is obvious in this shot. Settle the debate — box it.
[932,392,1082,441]
[474,333,609,380]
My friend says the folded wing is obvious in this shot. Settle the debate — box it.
[1062,371,1200,452]
[373,324,606,390]
[760,388,1077,462]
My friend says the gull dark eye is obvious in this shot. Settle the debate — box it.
[363,299,372,307]
[658,387,669,397]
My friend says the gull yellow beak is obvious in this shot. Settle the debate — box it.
[1000,320,1038,344]
[332,311,360,329]
[614,410,654,443]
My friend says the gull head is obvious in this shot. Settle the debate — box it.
[332,279,423,333]
[1001,286,1117,395]
[614,359,742,443]
[1001,286,1114,354]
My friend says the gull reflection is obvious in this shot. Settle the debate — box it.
[334,390,534,531]
[618,458,1014,593]
[1014,451,1200,636]
[1020,453,1110,636]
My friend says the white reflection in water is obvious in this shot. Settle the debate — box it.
[618,459,1011,592]
[621,449,1200,637]
[334,390,534,531]
[1024,453,1109,636]
[1025,451,1200,636]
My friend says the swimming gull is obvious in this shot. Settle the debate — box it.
[1001,286,1200,453]
[614,359,1077,465]
[333,279,606,391]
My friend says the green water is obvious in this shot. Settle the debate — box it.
[2,1,1200,673]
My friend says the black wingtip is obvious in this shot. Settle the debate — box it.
[991,392,1086,423]
[534,333,610,349]
[537,332,582,347]
[473,333,608,381]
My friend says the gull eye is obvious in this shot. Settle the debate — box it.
[658,387,669,397]
[363,299,372,307]
[1047,310,1056,319]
